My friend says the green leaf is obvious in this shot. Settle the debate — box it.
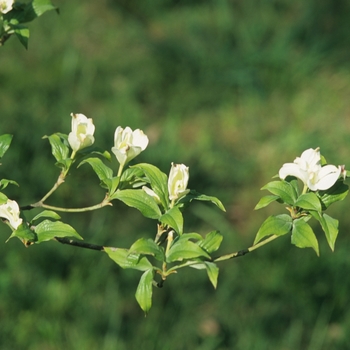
[166,238,211,263]
[6,223,36,245]
[179,190,226,212]
[111,189,162,219]
[311,212,338,251]
[34,220,83,243]
[160,206,183,235]
[318,181,349,209]
[0,134,13,159]
[78,157,113,183]
[103,176,120,195]
[104,247,153,271]
[254,214,292,245]
[254,195,279,210]
[295,192,322,212]
[261,180,297,206]
[291,218,319,256]
[129,238,164,261]
[198,230,223,254]
[31,210,61,222]
[205,262,219,289]
[0,192,8,204]
[43,134,70,163]
[32,0,58,17]
[135,269,154,314]
[13,24,29,49]
[0,179,19,190]
[133,163,169,209]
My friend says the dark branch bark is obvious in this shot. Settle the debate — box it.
[54,237,104,251]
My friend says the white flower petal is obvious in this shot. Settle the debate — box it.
[314,165,341,190]
[279,163,309,184]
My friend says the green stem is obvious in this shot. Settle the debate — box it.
[30,197,112,212]
[39,171,66,203]
[117,164,124,177]
[214,234,280,262]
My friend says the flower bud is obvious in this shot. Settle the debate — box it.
[0,199,22,230]
[168,163,190,201]
[112,126,149,167]
[68,113,95,152]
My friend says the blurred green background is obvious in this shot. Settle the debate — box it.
[1,0,350,349]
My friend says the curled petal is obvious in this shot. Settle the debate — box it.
[279,163,309,184]
[312,165,341,191]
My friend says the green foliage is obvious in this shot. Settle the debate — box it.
[0,0,57,48]
[1,0,350,348]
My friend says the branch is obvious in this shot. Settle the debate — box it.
[54,237,104,251]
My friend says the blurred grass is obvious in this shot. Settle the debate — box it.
[1,0,350,349]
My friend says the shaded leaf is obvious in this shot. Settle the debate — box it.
[205,262,219,289]
[318,181,349,209]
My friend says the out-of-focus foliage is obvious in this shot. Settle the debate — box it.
[1,0,350,348]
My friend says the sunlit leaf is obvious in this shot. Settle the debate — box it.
[254,195,279,210]
[254,214,292,245]
[6,223,36,245]
[160,206,183,235]
[179,190,226,212]
[104,247,153,271]
[205,262,219,289]
[311,212,338,251]
[34,220,83,243]
[166,238,211,262]
[110,189,162,219]
[0,134,13,159]
[198,231,223,254]
[0,179,19,190]
[291,218,319,256]
[31,210,61,222]
[133,163,169,209]
[261,180,297,206]
[129,238,164,261]
[43,134,70,163]
[135,269,154,314]
[295,192,322,212]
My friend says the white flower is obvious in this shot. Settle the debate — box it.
[279,148,342,191]
[0,0,14,14]
[0,199,22,230]
[68,113,95,152]
[112,126,149,167]
[168,163,190,201]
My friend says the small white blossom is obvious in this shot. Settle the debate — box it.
[112,126,149,168]
[68,113,95,152]
[0,0,14,14]
[168,163,190,201]
[279,148,342,191]
[0,199,22,230]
